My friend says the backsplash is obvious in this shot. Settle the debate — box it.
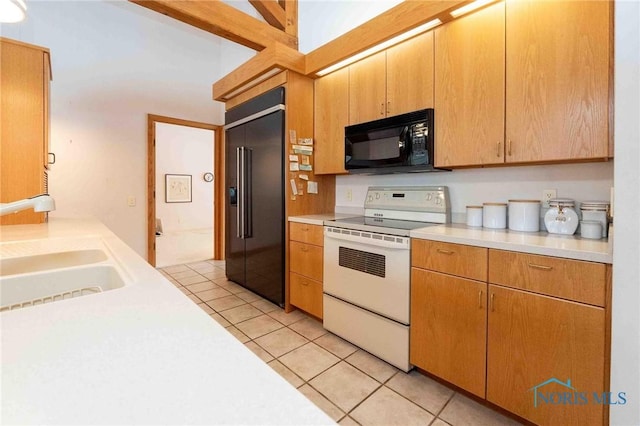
[335,162,614,223]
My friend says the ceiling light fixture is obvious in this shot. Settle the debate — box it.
[0,0,27,23]
[450,0,494,18]
[316,18,442,77]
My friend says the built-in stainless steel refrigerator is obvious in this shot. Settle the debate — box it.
[224,88,285,306]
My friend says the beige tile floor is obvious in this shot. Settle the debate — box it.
[159,260,523,426]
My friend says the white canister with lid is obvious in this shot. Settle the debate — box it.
[544,198,580,235]
[483,203,507,229]
[580,201,610,238]
[508,200,541,232]
[466,206,483,227]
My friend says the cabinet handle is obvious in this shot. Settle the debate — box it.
[528,263,553,271]
[48,152,56,165]
[380,103,385,116]
[478,290,483,309]
[387,101,391,115]
[436,248,454,255]
[301,227,309,232]
[496,141,501,158]
[490,293,495,312]
[300,280,309,286]
[300,246,309,253]
[508,140,512,156]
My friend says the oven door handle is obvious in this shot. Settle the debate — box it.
[324,229,410,250]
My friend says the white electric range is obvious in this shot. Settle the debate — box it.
[323,186,450,371]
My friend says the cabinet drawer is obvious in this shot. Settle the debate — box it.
[290,272,323,319]
[412,239,488,281]
[488,249,606,306]
[289,241,323,282]
[290,222,324,246]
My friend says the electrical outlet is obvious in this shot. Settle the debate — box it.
[127,196,136,207]
[542,189,557,206]
[346,188,353,201]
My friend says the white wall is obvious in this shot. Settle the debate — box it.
[336,163,614,220]
[611,1,640,425]
[155,123,214,232]
[0,0,254,256]
[298,0,403,53]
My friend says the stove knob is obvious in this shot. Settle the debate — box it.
[426,193,433,201]
[368,195,373,202]
[436,198,442,205]
[375,193,380,199]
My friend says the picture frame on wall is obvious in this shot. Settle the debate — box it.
[165,174,192,203]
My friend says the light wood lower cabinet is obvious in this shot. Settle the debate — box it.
[288,223,324,319]
[487,284,606,426]
[411,268,487,398]
[410,240,610,425]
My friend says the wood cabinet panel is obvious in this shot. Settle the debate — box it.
[505,0,610,162]
[434,2,505,167]
[411,268,487,398]
[289,222,324,246]
[348,51,386,125]
[489,249,606,307]
[289,240,323,282]
[289,272,323,319]
[386,31,434,116]
[1,38,49,225]
[412,239,487,281]
[314,67,349,175]
[487,284,606,425]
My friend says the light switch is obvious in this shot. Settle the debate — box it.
[127,196,136,207]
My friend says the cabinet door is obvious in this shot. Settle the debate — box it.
[505,0,610,163]
[411,268,487,398]
[348,51,386,125]
[487,285,606,426]
[434,2,505,168]
[386,31,434,116]
[314,68,349,174]
[0,40,46,225]
[289,272,323,319]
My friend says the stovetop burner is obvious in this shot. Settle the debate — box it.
[331,216,439,232]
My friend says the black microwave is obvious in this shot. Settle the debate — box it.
[345,109,443,174]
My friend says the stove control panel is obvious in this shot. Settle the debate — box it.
[363,186,451,223]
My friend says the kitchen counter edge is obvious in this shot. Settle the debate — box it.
[410,223,612,264]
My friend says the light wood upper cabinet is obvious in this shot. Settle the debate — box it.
[386,31,434,117]
[348,51,386,125]
[411,268,487,398]
[487,284,606,425]
[0,38,51,225]
[505,0,611,162]
[434,2,505,168]
[314,67,349,175]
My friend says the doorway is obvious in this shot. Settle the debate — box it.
[147,115,223,267]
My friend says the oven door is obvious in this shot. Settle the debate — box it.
[323,227,410,324]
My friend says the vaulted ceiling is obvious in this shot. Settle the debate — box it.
[129,0,298,51]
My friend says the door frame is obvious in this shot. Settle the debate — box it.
[147,114,224,266]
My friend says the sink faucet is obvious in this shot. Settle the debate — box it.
[0,194,56,216]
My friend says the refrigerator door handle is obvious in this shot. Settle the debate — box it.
[236,146,243,238]
[246,148,253,238]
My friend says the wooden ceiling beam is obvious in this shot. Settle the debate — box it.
[283,0,298,38]
[212,43,304,101]
[249,0,286,30]
[130,0,297,51]
[304,0,467,75]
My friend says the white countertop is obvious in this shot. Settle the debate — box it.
[288,213,357,226]
[410,223,612,264]
[0,218,333,425]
